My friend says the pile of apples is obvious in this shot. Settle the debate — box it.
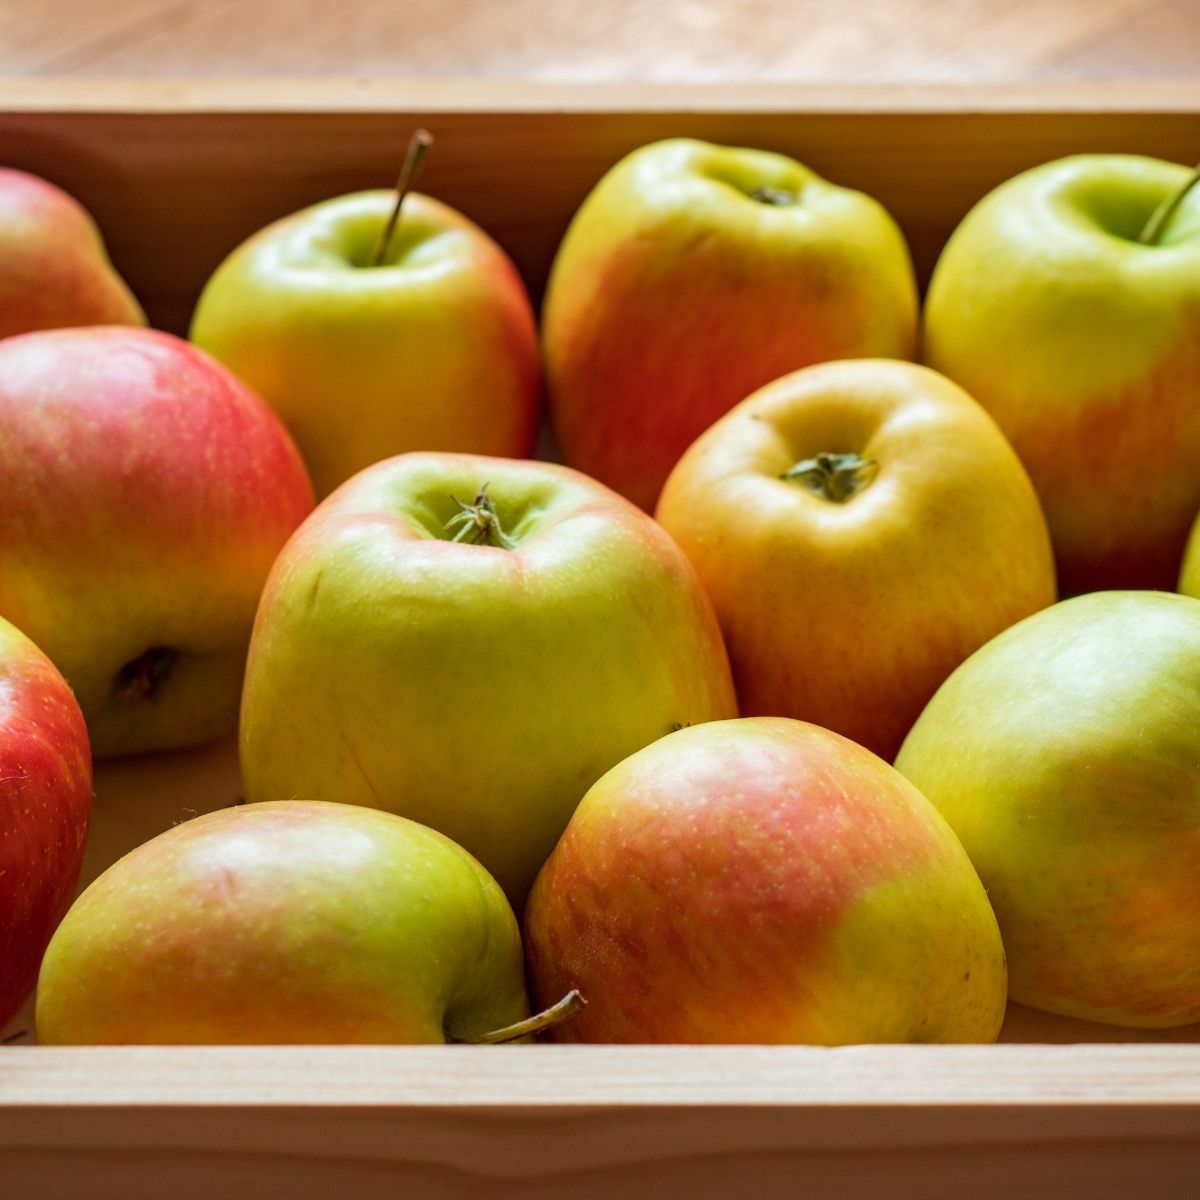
[3,133,1200,1047]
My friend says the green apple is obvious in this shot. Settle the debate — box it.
[190,189,540,498]
[36,800,529,1044]
[543,137,918,510]
[526,717,1006,1044]
[0,615,92,1029]
[656,360,1056,761]
[0,327,315,757]
[0,167,144,340]
[923,154,1200,593]
[896,590,1200,1027]
[240,451,737,907]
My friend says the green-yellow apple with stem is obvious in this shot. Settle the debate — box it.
[896,590,1200,1027]
[0,167,144,340]
[239,452,737,908]
[543,137,918,510]
[0,616,92,1029]
[0,326,315,757]
[525,717,1007,1044]
[36,801,540,1044]
[190,131,540,498]
[923,154,1200,593]
[657,359,1056,761]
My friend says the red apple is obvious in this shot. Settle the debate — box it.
[656,360,1056,760]
[525,717,1006,1044]
[542,138,918,510]
[0,616,92,1028]
[0,327,315,757]
[37,802,529,1045]
[0,167,144,340]
[190,189,540,498]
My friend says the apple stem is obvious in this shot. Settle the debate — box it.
[369,127,434,268]
[444,483,516,549]
[751,185,799,206]
[782,451,878,502]
[467,990,586,1045]
[1138,160,1200,246]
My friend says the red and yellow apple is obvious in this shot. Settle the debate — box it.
[525,717,1006,1044]
[0,167,144,340]
[239,452,737,907]
[36,801,529,1044]
[0,617,92,1029]
[190,190,540,497]
[657,359,1056,761]
[543,138,918,510]
[0,327,315,757]
[923,154,1200,592]
[896,590,1200,1027]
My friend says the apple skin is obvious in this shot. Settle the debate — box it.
[525,717,1006,1044]
[0,616,92,1029]
[190,191,540,498]
[656,359,1056,761]
[896,590,1200,1027]
[542,138,918,511]
[923,154,1200,594]
[0,167,145,340]
[36,801,529,1044]
[0,327,315,758]
[240,451,737,908]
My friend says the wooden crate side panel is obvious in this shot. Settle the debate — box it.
[3,93,1200,333]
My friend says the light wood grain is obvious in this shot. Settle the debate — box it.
[1,0,1197,82]
[3,1047,1200,1198]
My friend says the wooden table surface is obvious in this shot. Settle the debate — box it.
[1,0,1196,81]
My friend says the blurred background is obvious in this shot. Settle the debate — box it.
[1,0,1195,80]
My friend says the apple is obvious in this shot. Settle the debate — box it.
[0,327,315,758]
[240,452,737,907]
[0,616,92,1029]
[896,590,1200,1027]
[36,801,530,1044]
[1178,507,1200,598]
[542,137,918,511]
[525,717,1006,1044]
[0,167,145,340]
[923,154,1200,593]
[656,359,1056,761]
[189,188,540,498]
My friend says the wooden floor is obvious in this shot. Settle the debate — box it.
[1,0,1196,80]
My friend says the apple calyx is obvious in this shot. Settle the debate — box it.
[463,989,586,1045]
[750,185,800,206]
[369,127,435,268]
[444,483,516,549]
[782,451,878,503]
[1139,161,1200,246]
[114,645,178,703]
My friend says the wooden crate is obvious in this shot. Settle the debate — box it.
[2,79,1200,1198]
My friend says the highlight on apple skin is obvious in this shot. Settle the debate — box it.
[923,153,1200,594]
[525,717,1007,1045]
[543,137,918,511]
[190,190,541,498]
[0,326,316,758]
[239,451,737,909]
[657,359,1057,761]
[0,166,145,341]
[897,590,1200,1028]
[0,616,93,1029]
[36,801,529,1045]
